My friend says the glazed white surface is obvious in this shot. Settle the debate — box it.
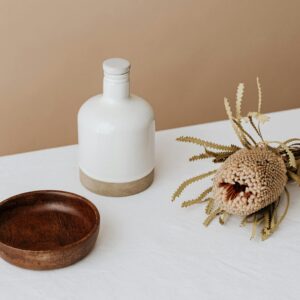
[1,108,300,300]
[78,58,155,183]
[78,94,155,182]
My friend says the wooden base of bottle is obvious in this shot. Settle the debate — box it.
[79,169,154,197]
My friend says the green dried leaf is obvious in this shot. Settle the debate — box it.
[283,138,300,145]
[189,153,212,162]
[224,97,233,120]
[219,212,230,225]
[250,215,257,240]
[172,171,216,201]
[177,136,239,151]
[232,119,257,145]
[205,197,214,215]
[181,187,213,208]
[240,216,247,227]
[205,148,235,157]
[297,160,300,176]
[262,188,290,240]
[204,149,236,163]
[248,116,264,141]
[203,208,222,227]
[261,210,271,240]
[235,83,244,120]
[277,188,290,227]
[267,141,297,168]
[256,77,262,114]
[287,170,300,185]
[225,97,251,148]
[270,200,279,229]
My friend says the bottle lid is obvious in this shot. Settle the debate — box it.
[103,58,131,75]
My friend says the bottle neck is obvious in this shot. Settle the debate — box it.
[103,72,130,99]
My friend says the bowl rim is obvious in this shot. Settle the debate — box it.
[0,190,100,254]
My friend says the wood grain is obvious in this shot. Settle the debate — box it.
[0,190,100,270]
[80,169,154,197]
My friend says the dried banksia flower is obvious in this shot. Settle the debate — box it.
[212,147,287,216]
[173,78,300,239]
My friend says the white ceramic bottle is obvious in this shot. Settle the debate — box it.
[78,58,155,196]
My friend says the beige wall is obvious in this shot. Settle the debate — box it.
[0,0,299,156]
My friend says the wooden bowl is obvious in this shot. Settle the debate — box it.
[0,190,100,270]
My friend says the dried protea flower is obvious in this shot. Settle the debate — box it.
[212,147,287,216]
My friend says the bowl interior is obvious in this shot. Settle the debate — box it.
[0,191,98,251]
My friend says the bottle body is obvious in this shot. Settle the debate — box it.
[77,58,155,196]
[78,94,155,183]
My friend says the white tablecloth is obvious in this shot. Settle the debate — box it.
[0,109,300,300]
